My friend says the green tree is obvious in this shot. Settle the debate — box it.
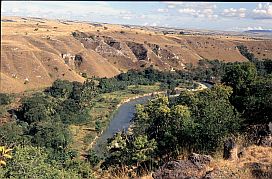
[133,96,192,157]
[131,135,157,166]
[236,45,256,62]
[21,93,57,124]
[133,85,241,156]
[30,121,71,150]
[1,145,83,178]
[95,120,102,133]
[189,85,241,152]
[222,62,257,95]
[0,121,30,146]
[237,76,272,124]
[0,93,12,105]
[103,132,157,170]
[48,79,73,99]
[86,149,100,167]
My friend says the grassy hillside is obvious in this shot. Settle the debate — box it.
[2,16,272,93]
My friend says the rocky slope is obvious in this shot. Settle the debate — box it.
[1,16,272,93]
[152,145,272,179]
[153,124,272,179]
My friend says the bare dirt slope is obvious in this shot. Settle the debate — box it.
[1,16,272,93]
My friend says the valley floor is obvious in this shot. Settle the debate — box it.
[69,84,161,157]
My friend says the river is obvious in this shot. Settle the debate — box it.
[93,82,212,156]
[93,95,153,156]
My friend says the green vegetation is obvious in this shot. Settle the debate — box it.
[0,79,99,177]
[0,93,13,117]
[0,145,94,178]
[101,47,272,176]
[96,67,188,93]
[1,46,271,177]
[0,68,181,177]
[0,93,12,105]
[102,85,241,171]
[237,45,272,76]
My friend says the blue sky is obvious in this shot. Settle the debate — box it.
[2,1,272,31]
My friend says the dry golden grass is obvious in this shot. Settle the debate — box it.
[212,145,272,179]
[2,16,272,93]
[97,145,272,179]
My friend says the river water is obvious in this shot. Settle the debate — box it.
[93,95,153,156]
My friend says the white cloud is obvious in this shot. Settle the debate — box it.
[164,1,218,14]
[120,10,132,15]
[167,5,175,9]
[157,8,168,13]
[178,6,217,20]
[25,5,43,13]
[203,9,213,15]
[164,2,184,5]
[2,1,124,19]
[247,26,263,30]
[252,2,272,19]
[122,16,131,20]
[222,7,247,18]
[119,11,134,20]
[179,8,196,14]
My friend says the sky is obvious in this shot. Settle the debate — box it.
[1,1,272,31]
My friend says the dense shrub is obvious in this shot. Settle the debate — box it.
[86,149,101,167]
[103,132,157,169]
[0,121,30,146]
[30,121,71,149]
[1,145,89,178]
[21,93,58,124]
[104,85,241,168]
[0,93,12,105]
[222,61,272,124]
[222,62,257,95]
[237,45,256,62]
[47,79,73,98]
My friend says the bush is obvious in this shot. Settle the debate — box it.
[82,72,88,78]
[30,121,71,149]
[0,93,12,105]
[21,93,57,124]
[86,149,100,167]
[95,120,102,133]
[47,79,73,99]
[0,121,30,146]
[131,85,241,158]
[1,145,83,178]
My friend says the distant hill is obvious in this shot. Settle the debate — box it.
[245,30,272,33]
[1,16,272,93]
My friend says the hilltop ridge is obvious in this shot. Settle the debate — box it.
[1,16,272,93]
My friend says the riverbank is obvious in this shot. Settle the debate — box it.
[69,84,161,156]
[91,82,212,153]
[92,82,212,157]
[70,82,210,157]
[87,91,166,155]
